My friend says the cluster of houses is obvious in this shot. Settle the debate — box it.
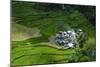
[55,29,86,48]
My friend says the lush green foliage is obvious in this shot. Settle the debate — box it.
[11,1,96,66]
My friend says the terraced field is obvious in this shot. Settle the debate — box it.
[12,23,41,41]
[11,1,96,66]
[12,42,75,65]
[11,22,76,66]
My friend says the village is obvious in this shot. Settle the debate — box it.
[55,29,88,49]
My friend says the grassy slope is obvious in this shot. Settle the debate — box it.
[11,1,96,66]
[12,23,41,41]
[12,42,75,65]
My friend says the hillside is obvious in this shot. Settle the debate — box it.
[11,1,96,66]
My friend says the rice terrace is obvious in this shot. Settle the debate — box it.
[11,0,96,66]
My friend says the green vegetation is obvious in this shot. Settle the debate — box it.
[11,1,96,66]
